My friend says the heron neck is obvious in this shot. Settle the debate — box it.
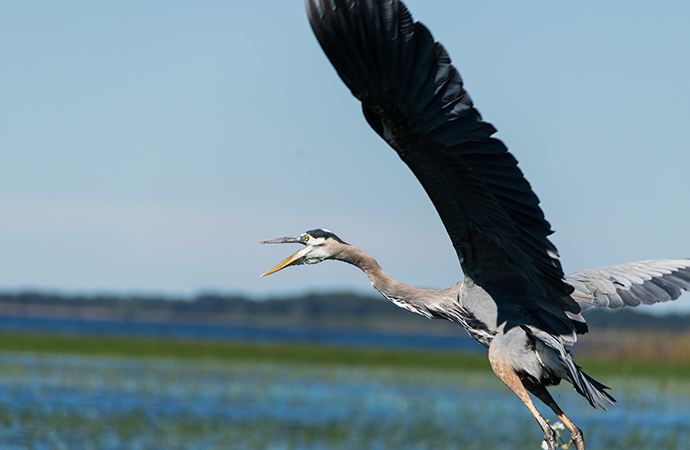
[334,244,459,318]
[335,245,397,292]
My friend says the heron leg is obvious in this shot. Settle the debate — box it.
[521,378,585,450]
[488,348,557,450]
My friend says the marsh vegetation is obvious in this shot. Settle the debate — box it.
[0,334,689,449]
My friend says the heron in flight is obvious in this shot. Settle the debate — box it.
[261,1,690,448]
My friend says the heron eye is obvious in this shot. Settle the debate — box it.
[302,235,309,242]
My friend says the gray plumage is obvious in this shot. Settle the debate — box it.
[566,259,690,310]
[259,2,689,449]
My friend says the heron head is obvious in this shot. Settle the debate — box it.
[259,228,347,277]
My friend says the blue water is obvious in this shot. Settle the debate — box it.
[0,353,688,450]
[2,318,688,448]
[0,315,483,353]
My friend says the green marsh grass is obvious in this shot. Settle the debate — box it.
[2,331,690,379]
[1,331,690,450]
[0,332,490,371]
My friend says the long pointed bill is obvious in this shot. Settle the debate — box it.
[260,250,303,277]
[258,236,302,245]
[259,235,306,277]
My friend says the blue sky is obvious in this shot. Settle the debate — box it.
[1,1,689,312]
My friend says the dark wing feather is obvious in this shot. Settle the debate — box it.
[566,259,690,310]
[306,0,577,312]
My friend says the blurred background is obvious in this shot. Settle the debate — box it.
[1,1,689,449]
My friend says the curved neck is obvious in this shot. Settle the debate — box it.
[333,244,461,319]
[336,245,398,292]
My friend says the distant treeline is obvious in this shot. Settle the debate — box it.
[0,291,406,318]
[1,291,689,332]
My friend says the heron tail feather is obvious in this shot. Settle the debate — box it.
[560,353,616,410]
[521,324,616,410]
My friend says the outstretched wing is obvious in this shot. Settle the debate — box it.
[306,0,576,310]
[566,259,690,311]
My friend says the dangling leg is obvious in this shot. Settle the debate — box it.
[488,344,557,450]
[521,377,585,450]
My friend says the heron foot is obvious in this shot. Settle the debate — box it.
[542,427,584,450]
[570,427,585,450]
[541,429,557,450]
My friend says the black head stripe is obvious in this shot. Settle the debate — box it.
[306,228,346,244]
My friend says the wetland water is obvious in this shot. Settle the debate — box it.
[0,316,481,353]
[0,353,688,449]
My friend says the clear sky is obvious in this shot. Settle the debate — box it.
[1,1,689,312]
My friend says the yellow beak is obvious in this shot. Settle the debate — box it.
[259,234,305,277]
[261,250,303,277]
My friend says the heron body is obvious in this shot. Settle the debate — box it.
[260,1,690,448]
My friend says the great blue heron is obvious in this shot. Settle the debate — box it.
[260,1,690,448]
